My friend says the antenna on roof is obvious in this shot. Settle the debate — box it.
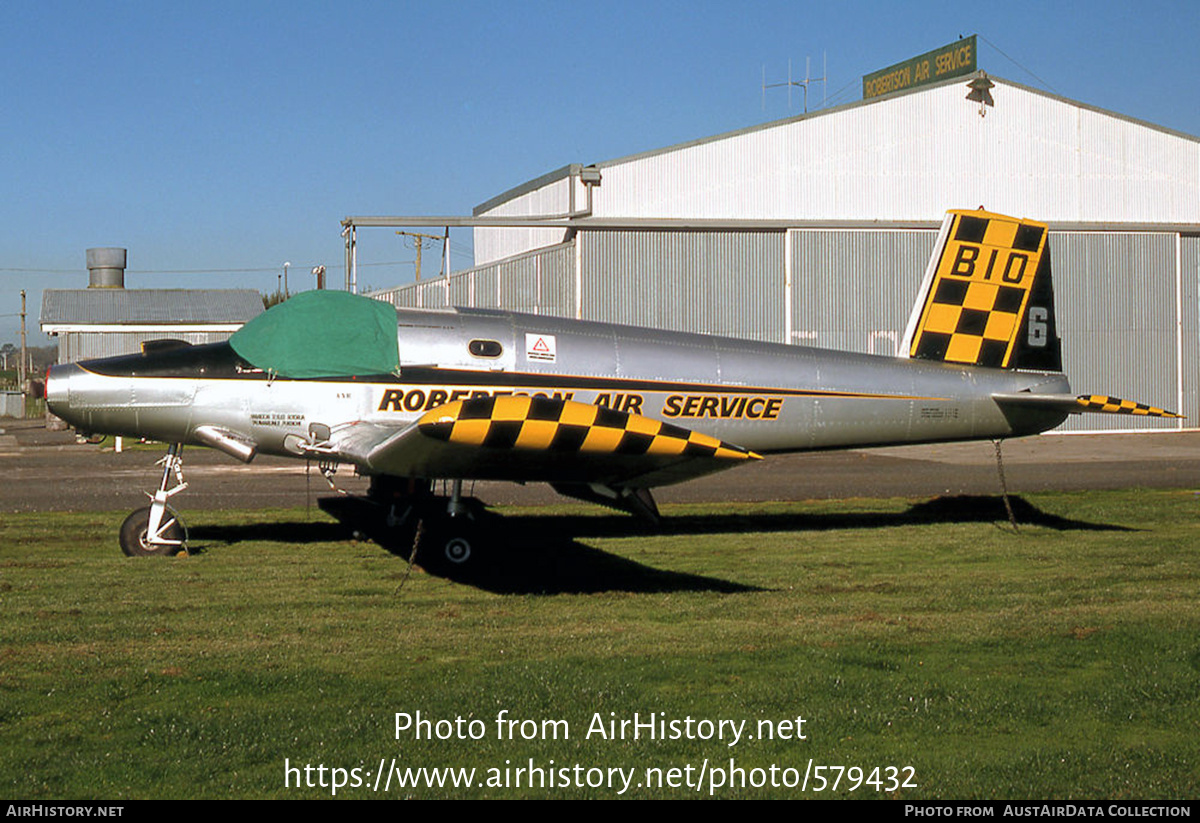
[762,53,827,113]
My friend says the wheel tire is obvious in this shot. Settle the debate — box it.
[443,535,472,564]
[415,517,476,568]
[118,506,186,557]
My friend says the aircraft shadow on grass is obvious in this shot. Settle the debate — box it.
[187,494,1132,595]
[188,517,758,595]
[519,494,1136,540]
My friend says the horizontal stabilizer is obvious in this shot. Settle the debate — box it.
[992,393,1182,419]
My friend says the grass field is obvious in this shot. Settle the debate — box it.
[1,490,1197,799]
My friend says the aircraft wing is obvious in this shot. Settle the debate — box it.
[992,392,1182,418]
[325,395,761,488]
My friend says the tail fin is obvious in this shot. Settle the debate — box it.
[901,209,1061,371]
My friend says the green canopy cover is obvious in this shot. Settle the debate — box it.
[229,290,400,378]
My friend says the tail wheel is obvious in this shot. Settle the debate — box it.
[118,506,187,557]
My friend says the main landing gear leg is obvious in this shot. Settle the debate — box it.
[118,443,189,557]
[318,476,484,567]
[318,475,436,556]
[369,476,480,566]
[425,479,475,565]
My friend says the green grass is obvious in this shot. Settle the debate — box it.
[1,490,1197,799]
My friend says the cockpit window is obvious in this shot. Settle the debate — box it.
[81,342,252,378]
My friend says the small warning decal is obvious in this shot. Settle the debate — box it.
[525,333,557,363]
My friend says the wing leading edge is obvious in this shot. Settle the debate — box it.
[325,395,760,488]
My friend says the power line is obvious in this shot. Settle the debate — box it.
[0,260,418,275]
[978,34,1060,95]
[126,261,417,274]
[821,78,860,108]
[0,267,81,273]
[130,266,292,274]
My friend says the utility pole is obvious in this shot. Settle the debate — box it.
[19,290,27,394]
[441,226,450,281]
[396,231,444,281]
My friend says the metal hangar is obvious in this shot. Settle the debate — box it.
[363,71,1200,431]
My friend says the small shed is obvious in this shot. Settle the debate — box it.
[41,288,264,363]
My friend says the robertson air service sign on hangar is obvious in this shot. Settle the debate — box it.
[863,35,977,99]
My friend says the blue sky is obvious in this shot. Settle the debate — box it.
[3,0,1197,344]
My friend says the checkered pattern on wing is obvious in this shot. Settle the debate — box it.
[1075,395,1181,418]
[418,396,760,460]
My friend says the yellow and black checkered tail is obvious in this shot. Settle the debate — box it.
[417,395,762,461]
[902,209,1062,371]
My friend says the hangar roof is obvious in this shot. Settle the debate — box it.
[40,289,263,333]
[476,71,1200,216]
[471,71,1200,265]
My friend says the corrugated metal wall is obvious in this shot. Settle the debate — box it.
[372,227,1195,433]
[371,242,575,316]
[789,228,1193,432]
[790,229,935,354]
[474,175,576,264]
[580,231,785,341]
[373,231,787,342]
[1181,235,1200,425]
[1,391,24,418]
[1054,232,1183,431]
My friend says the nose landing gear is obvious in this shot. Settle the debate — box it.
[117,443,190,557]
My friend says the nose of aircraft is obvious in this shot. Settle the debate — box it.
[44,362,83,421]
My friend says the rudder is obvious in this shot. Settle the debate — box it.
[901,209,1061,371]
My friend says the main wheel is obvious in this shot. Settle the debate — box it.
[118,506,187,557]
[442,534,472,564]
[416,517,477,567]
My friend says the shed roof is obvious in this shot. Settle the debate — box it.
[40,289,264,331]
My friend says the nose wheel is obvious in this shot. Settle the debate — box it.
[119,505,188,557]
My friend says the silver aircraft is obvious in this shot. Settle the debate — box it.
[45,209,1179,561]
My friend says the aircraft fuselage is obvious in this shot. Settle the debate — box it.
[47,306,1070,476]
